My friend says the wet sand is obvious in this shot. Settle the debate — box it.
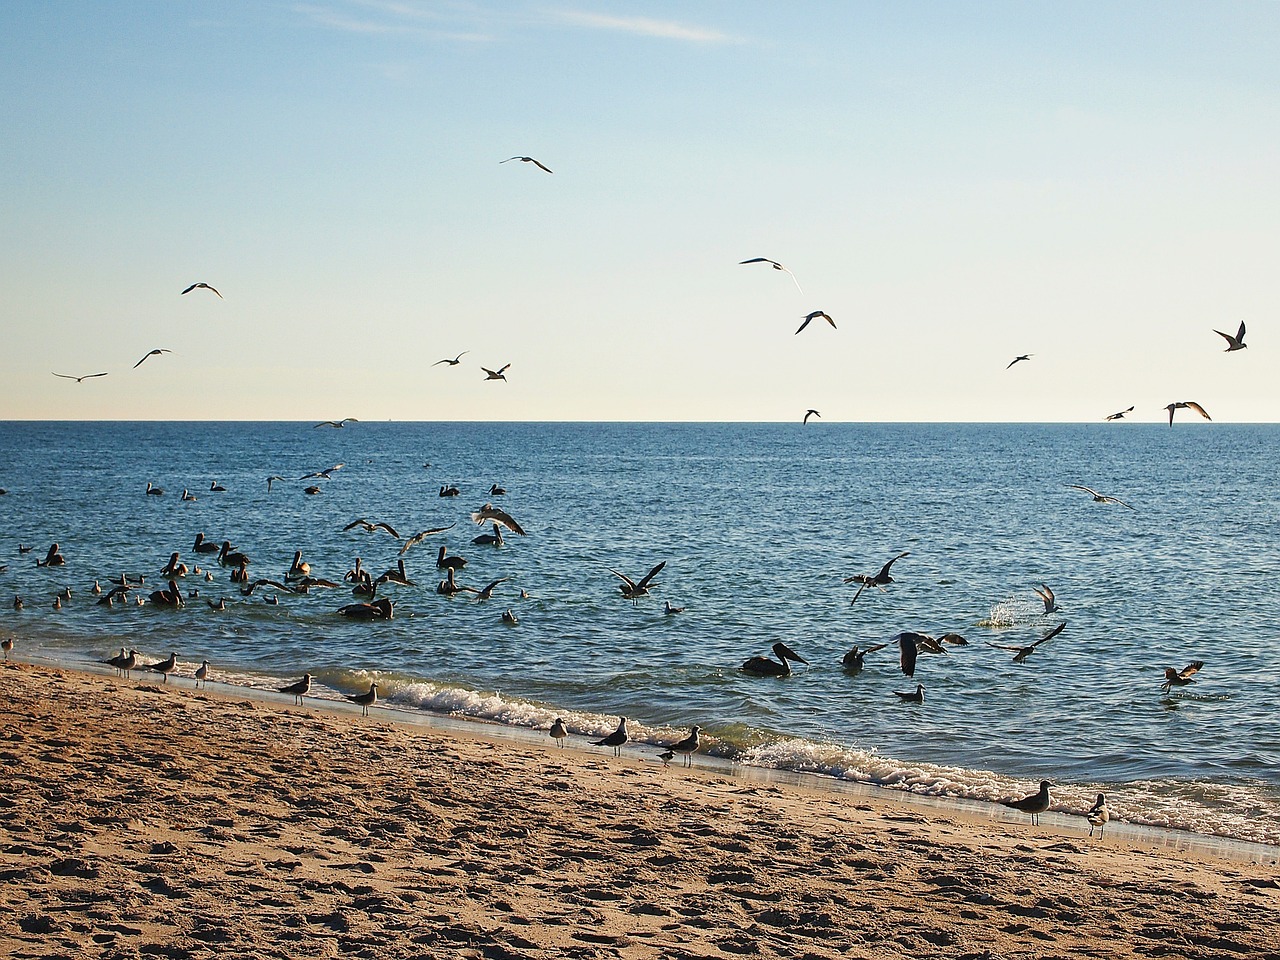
[2,661,1277,960]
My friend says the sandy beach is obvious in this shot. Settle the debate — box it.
[2,661,1277,960]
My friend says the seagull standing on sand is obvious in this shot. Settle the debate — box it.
[549,717,568,747]
[669,726,700,767]
[134,349,171,368]
[280,673,312,705]
[1165,401,1211,425]
[1086,794,1109,838]
[346,681,379,717]
[1213,321,1247,352]
[1001,780,1052,824]
[195,660,210,688]
[739,257,803,293]
[145,652,178,683]
[593,717,629,757]
[501,156,553,173]
[795,311,836,335]
[1007,354,1032,369]
[181,282,222,298]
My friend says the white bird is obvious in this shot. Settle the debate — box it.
[501,156,553,173]
[1086,793,1109,838]
[739,257,803,293]
[549,717,568,747]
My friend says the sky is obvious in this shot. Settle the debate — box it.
[2,1,1277,422]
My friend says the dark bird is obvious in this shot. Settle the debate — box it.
[841,642,887,673]
[195,660,210,688]
[134,349,171,368]
[1006,354,1032,369]
[1166,401,1211,425]
[470,577,508,600]
[439,484,461,497]
[338,597,394,620]
[1001,780,1052,825]
[436,545,467,571]
[192,532,220,554]
[1105,405,1135,421]
[985,621,1067,663]
[433,351,469,366]
[592,717,629,756]
[795,311,836,335]
[803,409,821,424]
[344,518,402,538]
[471,522,504,547]
[482,364,511,381]
[501,608,518,625]
[610,561,665,603]
[181,488,197,501]
[742,641,807,677]
[739,257,803,293]
[53,372,108,382]
[279,673,312,705]
[298,463,344,480]
[209,480,226,492]
[181,282,222,298]
[1213,321,1247,352]
[36,543,66,568]
[549,717,568,747]
[844,551,909,589]
[471,503,526,535]
[669,726,700,767]
[345,681,379,717]
[144,651,179,682]
[894,683,924,704]
[314,418,359,428]
[399,523,456,555]
[1067,484,1134,509]
[145,482,164,496]
[218,541,250,567]
[891,632,924,677]
[1032,584,1057,613]
[501,155,553,173]
[488,483,506,496]
[207,597,227,611]
[1161,660,1204,694]
[266,475,287,491]
[1086,793,1109,838]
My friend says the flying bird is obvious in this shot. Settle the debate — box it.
[1032,584,1057,613]
[844,551,909,589]
[433,351,469,366]
[399,523,457,556]
[344,518,401,538]
[1213,321,1247,352]
[1006,354,1032,369]
[795,311,836,335]
[1161,660,1204,694]
[470,503,526,535]
[739,257,803,293]
[803,409,821,424]
[610,561,665,603]
[891,632,925,677]
[134,349,172,368]
[1067,485,1134,509]
[501,156,553,174]
[985,621,1067,663]
[1165,401,1211,426]
[53,372,108,383]
[483,364,511,381]
[181,282,222,298]
[1105,406,1135,421]
[314,418,359,428]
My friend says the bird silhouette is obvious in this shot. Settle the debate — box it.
[482,364,511,381]
[134,349,172,368]
[803,409,821,424]
[1165,401,1211,425]
[1213,321,1247,352]
[795,311,836,335]
[53,372,108,382]
[433,351,469,366]
[501,156,553,173]
[181,282,222,298]
[1105,405,1135,421]
[1007,354,1032,369]
[739,257,803,293]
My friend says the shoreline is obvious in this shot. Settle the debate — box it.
[16,650,1280,866]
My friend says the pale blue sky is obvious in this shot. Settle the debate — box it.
[2,1,1276,421]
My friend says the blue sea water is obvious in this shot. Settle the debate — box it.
[1,421,1277,845]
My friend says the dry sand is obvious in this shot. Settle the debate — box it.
[2,660,1277,960]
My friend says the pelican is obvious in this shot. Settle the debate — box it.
[145,482,164,496]
[844,551,909,589]
[180,488,197,501]
[488,483,506,496]
[1105,405,1134,421]
[337,598,394,619]
[209,480,226,492]
[1161,660,1204,694]
[471,503,526,535]
[1006,354,1032,369]
[314,418,359,428]
[160,553,188,578]
[610,561,665,603]
[1032,584,1057,613]
[795,311,835,335]
[286,550,311,580]
[669,726,700,767]
[501,155,553,173]
[181,282,222,298]
[742,641,807,677]
[986,621,1067,663]
[894,683,924,704]
[148,580,184,608]
[37,543,65,567]
[433,351,469,366]
[482,364,511,381]
[439,485,461,497]
[1067,484,1134,510]
[1001,780,1052,825]
[1213,321,1247,352]
[471,522,504,547]
[501,608,519,624]
[1086,794,1109,838]
[592,717,628,756]
[53,371,108,382]
[280,673,312,705]
[134,348,171,368]
[346,681,379,717]
[739,257,803,293]
[803,409,821,424]
[436,545,466,571]
[1165,401,1211,425]
[436,567,463,596]
[144,652,178,682]
[549,717,568,747]
[218,541,249,567]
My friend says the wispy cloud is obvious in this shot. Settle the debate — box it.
[551,9,740,44]
[292,1,496,41]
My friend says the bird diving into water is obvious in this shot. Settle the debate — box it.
[795,311,835,335]
[739,257,803,293]
[181,282,222,298]
[1165,401,1211,425]
[501,156,553,173]
[1213,321,1247,352]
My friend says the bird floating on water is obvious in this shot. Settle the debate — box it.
[501,156,553,173]
[134,349,172,368]
[795,311,835,335]
[663,600,684,614]
[181,282,222,298]
[894,683,924,704]
[841,643,887,673]
[53,372,108,383]
[1213,321,1247,352]
[739,257,803,293]
[1161,660,1204,694]
[1067,485,1134,510]
[742,641,807,677]
[1165,401,1211,426]
[1001,780,1052,825]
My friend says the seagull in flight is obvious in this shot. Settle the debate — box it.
[482,364,511,381]
[344,518,401,538]
[1213,321,1247,352]
[985,621,1067,663]
[1105,406,1134,421]
[1161,660,1204,694]
[53,372,108,383]
[739,257,803,293]
[1006,354,1032,369]
[610,561,665,604]
[433,351,469,366]
[1067,484,1134,509]
[795,311,836,335]
[1032,584,1057,613]
[471,503,526,535]
[803,409,821,424]
[1165,401,1211,426]
[134,349,172,368]
[843,551,909,589]
[399,523,457,556]
[314,418,359,428]
[501,156,553,174]
[181,282,223,298]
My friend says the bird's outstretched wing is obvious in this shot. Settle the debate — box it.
[399,523,456,555]
[609,569,638,590]
[636,561,666,590]
[1184,401,1211,420]
[471,504,525,535]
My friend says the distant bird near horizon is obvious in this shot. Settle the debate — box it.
[181,282,222,298]
[314,418,359,428]
[501,156,553,173]
[1001,780,1053,825]
[593,717,628,756]
[1165,401,1211,426]
[432,351,469,366]
[1086,793,1109,838]
[1006,354,1032,369]
[1213,321,1247,352]
[803,409,821,424]
[986,621,1067,663]
[133,348,171,368]
[795,311,835,335]
[1106,406,1135,421]
[1067,484,1134,510]
[482,364,511,381]
[53,372,108,383]
[1161,660,1204,694]
[739,257,803,293]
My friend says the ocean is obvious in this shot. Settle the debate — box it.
[2,421,1277,846]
